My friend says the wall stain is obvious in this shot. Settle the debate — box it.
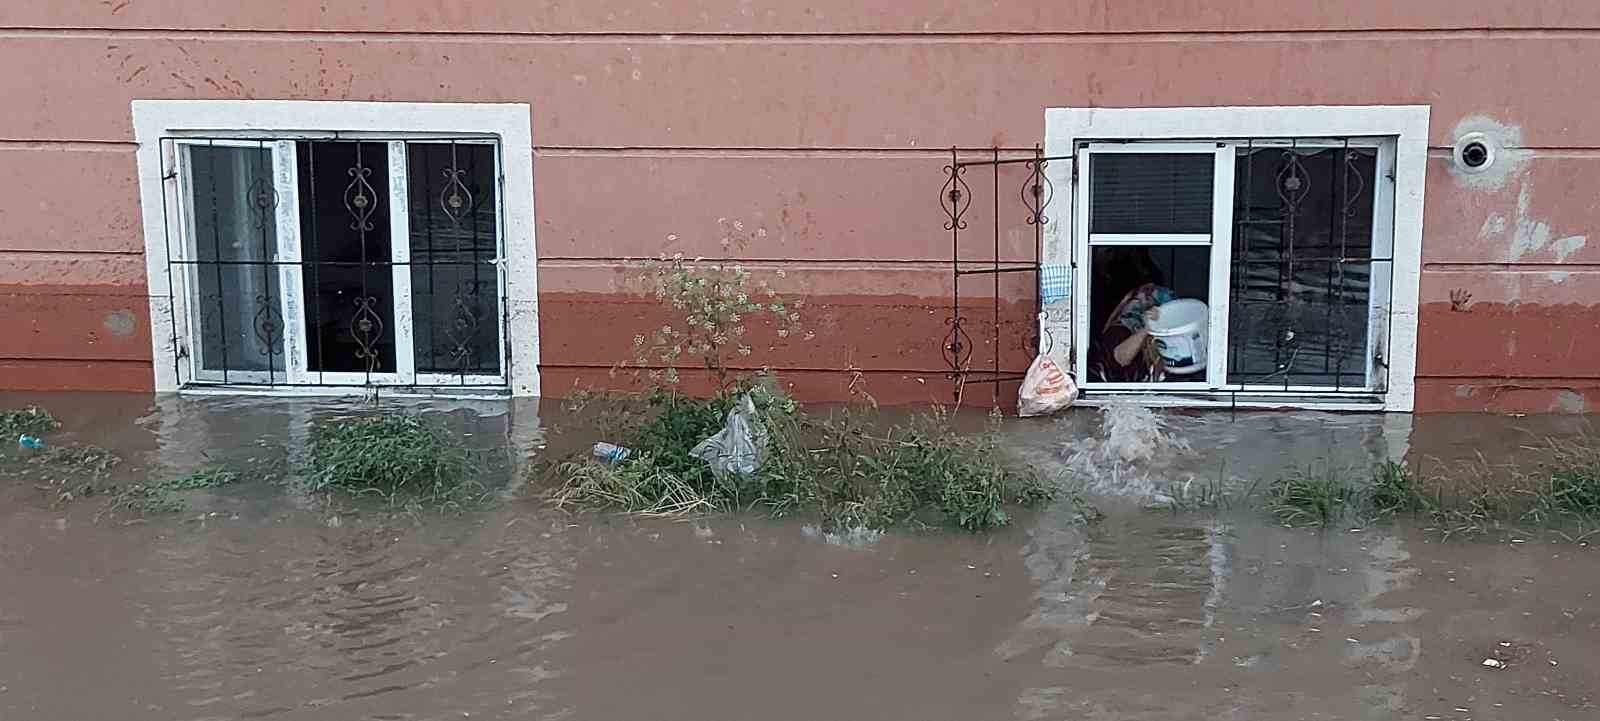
[102,310,137,338]
[1454,115,1588,263]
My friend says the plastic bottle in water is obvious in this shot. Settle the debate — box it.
[591,442,631,463]
[17,434,44,450]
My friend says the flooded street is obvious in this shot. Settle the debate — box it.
[1,393,1596,720]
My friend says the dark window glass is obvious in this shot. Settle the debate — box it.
[407,142,501,375]
[1090,153,1214,235]
[296,141,396,375]
[1227,146,1378,388]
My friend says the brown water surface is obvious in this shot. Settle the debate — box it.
[0,393,1594,720]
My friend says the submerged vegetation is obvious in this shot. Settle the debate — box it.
[545,233,1067,532]
[0,406,123,507]
[1158,440,1600,539]
[1266,469,1360,527]
[304,412,485,509]
[548,389,1063,531]
[0,405,60,437]
[104,465,241,516]
[3,403,490,517]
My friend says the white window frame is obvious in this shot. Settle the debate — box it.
[1074,142,1235,393]
[133,101,540,397]
[1043,106,1429,412]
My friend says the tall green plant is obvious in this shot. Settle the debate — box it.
[627,220,809,390]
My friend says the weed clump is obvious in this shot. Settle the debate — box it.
[1246,435,1600,536]
[305,412,481,508]
[553,454,719,517]
[549,389,1060,532]
[1527,438,1600,522]
[104,465,241,516]
[551,225,1062,532]
[1369,460,1434,517]
[1,443,121,506]
[1267,469,1359,526]
[0,406,59,437]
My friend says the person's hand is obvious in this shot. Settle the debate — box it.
[1143,307,1161,326]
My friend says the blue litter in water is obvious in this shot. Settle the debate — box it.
[591,442,631,463]
[18,434,44,450]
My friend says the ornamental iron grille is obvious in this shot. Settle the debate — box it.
[161,137,509,390]
[1227,139,1393,392]
[939,147,1061,405]
[938,137,1395,407]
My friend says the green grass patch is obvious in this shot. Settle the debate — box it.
[305,412,484,509]
[1226,436,1600,538]
[547,384,1065,532]
[1525,437,1600,522]
[1266,468,1359,527]
[1368,460,1435,518]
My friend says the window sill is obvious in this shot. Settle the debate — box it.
[1076,389,1387,412]
[176,384,511,401]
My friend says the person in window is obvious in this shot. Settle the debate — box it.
[1089,248,1176,383]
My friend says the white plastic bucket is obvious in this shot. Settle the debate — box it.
[1146,299,1208,374]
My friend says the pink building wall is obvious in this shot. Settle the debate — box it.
[2,1,1598,412]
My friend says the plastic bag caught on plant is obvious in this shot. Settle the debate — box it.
[690,395,768,477]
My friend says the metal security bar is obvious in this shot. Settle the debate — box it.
[160,136,510,391]
[939,146,1068,405]
[1227,138,1394,393]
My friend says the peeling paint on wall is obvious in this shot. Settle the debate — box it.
[102,309,137,337]
[1553,389,1587,414]
[1457,115,1590,263]
[1552,234,1588,261]
[1495,181,1589,262]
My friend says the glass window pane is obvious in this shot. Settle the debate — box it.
[407,142,501,375]
[186,144,284,376]
[1227,146,1377,388]
[1089,153,1214,235]
[296,141,397,375]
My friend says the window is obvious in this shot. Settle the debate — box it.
[1044,107,1428,411]
[133,102,540,396]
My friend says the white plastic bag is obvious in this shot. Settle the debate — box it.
[1017,354,1077,417]
[691,395,768,477]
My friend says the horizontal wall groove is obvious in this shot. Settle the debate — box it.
[1417,374,1600,381]
[1423,262,1600,271]
[0,249,143,257]
[0,140,1037,155]
[538,258,1034,269]
[536,147,1040,158]
[541,362,960,374]
[7,27,1600,44]
[0,139,137,151]
[17,140,1600,156]
[1427,146,1600,158]
[0,357,152,365]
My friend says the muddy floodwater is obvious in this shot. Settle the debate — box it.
[1,392,1596,720]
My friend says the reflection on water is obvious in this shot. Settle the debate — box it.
[0,392,1595,720]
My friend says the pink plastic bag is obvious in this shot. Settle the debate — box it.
[1017,355,1077,417]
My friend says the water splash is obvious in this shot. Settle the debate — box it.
[801,525,883,548]
[1059,402,1194,501]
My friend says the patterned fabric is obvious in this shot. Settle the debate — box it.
[1109,283,1177,333]
[1039,264,1072,304]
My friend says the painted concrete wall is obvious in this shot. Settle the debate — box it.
[2,2,1598,412]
